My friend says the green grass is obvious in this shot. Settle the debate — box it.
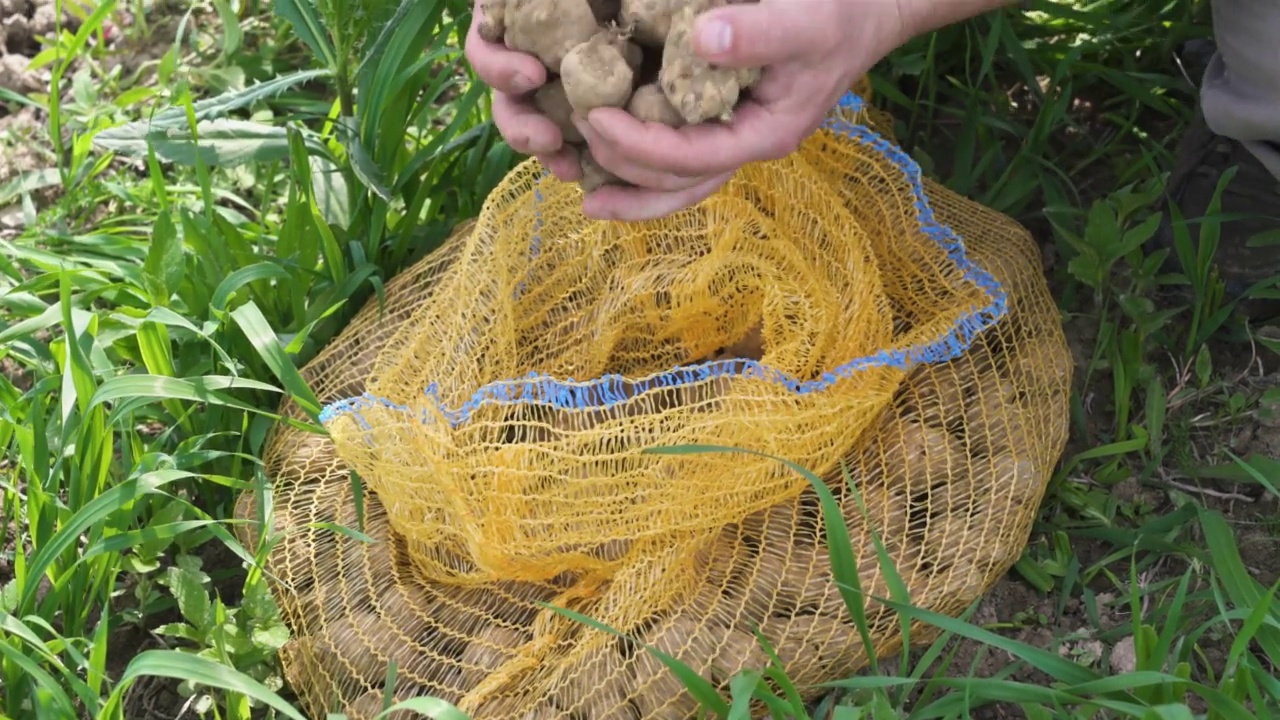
[1,0,1277,718]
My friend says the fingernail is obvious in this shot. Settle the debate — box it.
[696,17,732,55]
[572,115,594,139]
[512,72,536,93]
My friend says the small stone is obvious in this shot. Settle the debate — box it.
[0,205,25,229]
[1110,635,1137,674]
[0,53,40,93]
[4,13,31,52]
[29,4,55,36]
[0,0,29,17]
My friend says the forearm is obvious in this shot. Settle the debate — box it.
[898,0,1020,39]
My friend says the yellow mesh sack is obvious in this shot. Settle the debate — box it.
[234,87,1072,720]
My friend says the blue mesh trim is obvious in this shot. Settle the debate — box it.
[319,91,1008,431]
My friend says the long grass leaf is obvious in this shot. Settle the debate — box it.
[106,650,308,720]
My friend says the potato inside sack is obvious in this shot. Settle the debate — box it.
[630,612,762,717]
[962,374,1026,457]
[312,606,436,688]
[346,689,437,720]
[754,614,868,687]
[549,644,643,720]
[457,622,529,690]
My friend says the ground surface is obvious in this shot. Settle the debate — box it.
[0,1,1277,719]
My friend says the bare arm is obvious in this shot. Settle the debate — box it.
[899,0,1021,39]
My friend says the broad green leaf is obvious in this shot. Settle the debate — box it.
[251,624,290,650]
[94,119,329,167]
[112,69,330,131]
[142,210,183,305]
[166,563,213,629]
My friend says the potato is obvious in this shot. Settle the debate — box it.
[1008,335,1072,385]
[468,697,562,720]
[974,451,1042,515]
[504,0,601,73]
[561,30,638,116]
[620,0,675,46]
[625,82,686,127]
[476,0,507,44]
[311,612,422,687]
[458,623,527,690]
[632,612,753,717]
[533,79,584,143]
[727,541,834,619]
[550,645,640,720]
[578,146,625,192]
[708,627,769,682]
[659,1,762,124]
[878,419,966,492]
[345,689,427,720]
[915,514,996,602]
[962,377,1025,456]
[842,482,910,559]
[755,614,867,687]
[907,363,972,429]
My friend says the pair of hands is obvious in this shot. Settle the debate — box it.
[464,0,912,222]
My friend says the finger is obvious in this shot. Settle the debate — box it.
[581,172,734,222]
[464,14,545,95]
[492,92,566,155]
[538,146,582,182]
[585,101,813,177]
[692,1,842,68]
[572,116,709,192]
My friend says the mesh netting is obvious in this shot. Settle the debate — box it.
[234,88,1072,720]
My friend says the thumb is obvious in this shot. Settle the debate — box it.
[691,2,840,67]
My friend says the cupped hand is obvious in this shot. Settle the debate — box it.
[462,0,582,182]
[575,0,910,221]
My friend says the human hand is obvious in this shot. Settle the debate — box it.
[462,0,583,182]
[572,0,911,221]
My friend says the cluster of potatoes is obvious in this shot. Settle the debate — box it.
[477,0,761,190]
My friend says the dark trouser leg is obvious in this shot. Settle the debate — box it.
[1161,0,1280,297]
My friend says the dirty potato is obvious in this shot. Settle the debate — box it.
[534,79,584,143]
[626,82,685,127]
[504,0,601,73]
[658,1,761,123]
[550,644,640,720]
[755,614,869,686]
[578,146,626,192]
[561,29,638,115]
[458,623,528,690]
[619,0,675,46]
